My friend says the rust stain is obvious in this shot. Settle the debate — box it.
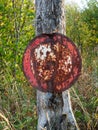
[22,33,82,93]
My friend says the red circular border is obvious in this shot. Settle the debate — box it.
[22,33,82,93]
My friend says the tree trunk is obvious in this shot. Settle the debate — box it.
[35,0,79,130]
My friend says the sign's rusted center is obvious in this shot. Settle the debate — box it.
[31,42,72,85]
[23,33,82,93]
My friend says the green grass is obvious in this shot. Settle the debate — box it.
[0,0,98,129]
[0,52,98,130]
[0,62,37,130]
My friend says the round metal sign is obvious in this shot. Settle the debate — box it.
[22,33,82,93]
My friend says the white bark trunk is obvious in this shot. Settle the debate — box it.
[35,0,79,130]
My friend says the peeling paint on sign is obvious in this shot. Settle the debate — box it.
[22,33,82,93]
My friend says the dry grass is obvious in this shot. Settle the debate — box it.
[70,53,98,130]
[0,55,98,130]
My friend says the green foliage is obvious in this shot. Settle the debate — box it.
[0,0,36,130]
[66,0,98,52]
[0,0,98,130]
[81,0,98,49]
[66,1,98,129]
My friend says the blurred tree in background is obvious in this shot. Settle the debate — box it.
[0,0,98,130]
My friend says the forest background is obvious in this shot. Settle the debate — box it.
[0,0,98,130]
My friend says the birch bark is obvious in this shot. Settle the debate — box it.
[35,0,79,130]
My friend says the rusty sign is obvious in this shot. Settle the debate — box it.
[22,33,82,93]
